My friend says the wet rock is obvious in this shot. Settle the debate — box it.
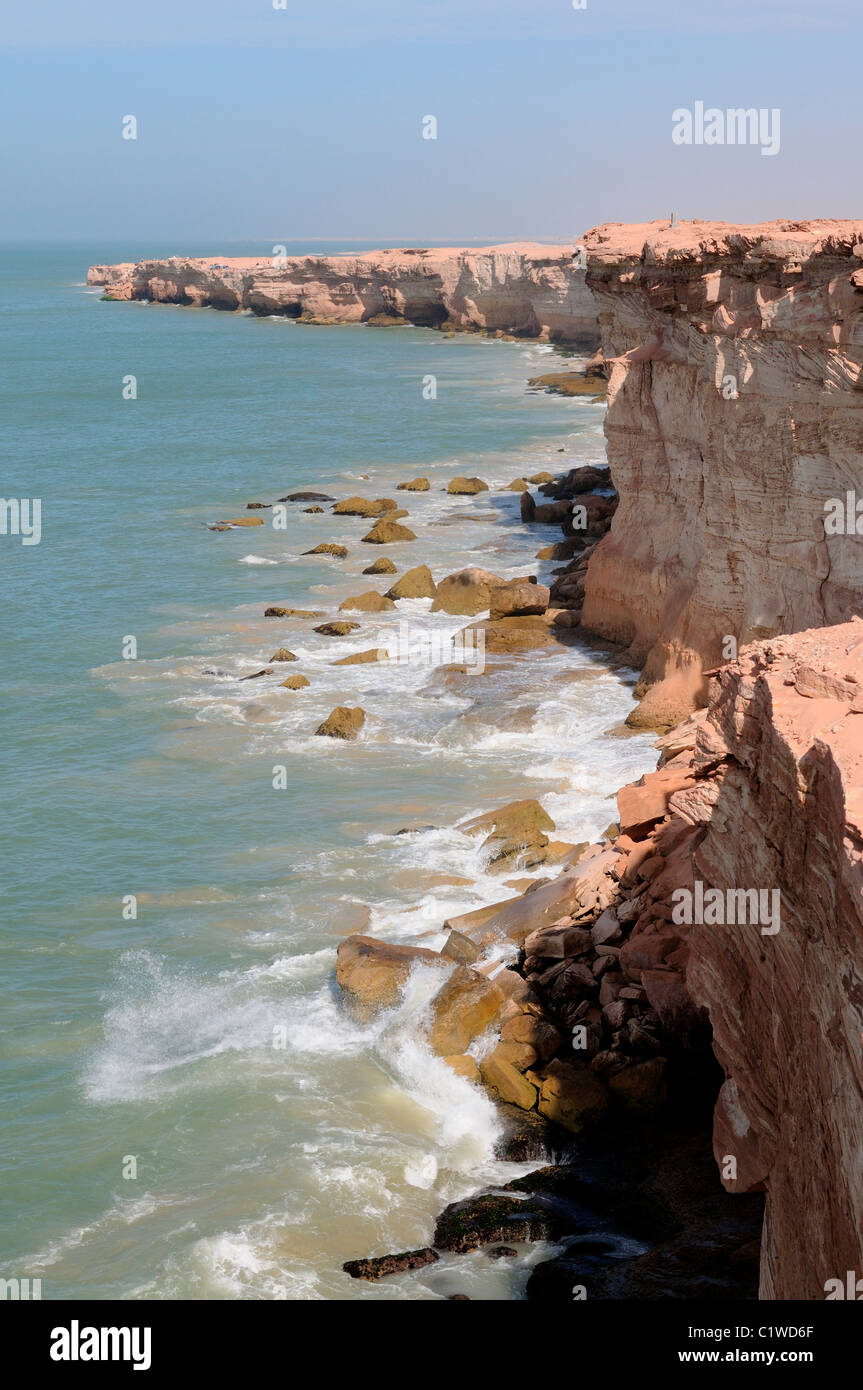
[427,966,505,1055]
[506,479,528,491]
[397,478,430,491]
[466,614,571,654]
[238,668,273,680]
[489,582,550,621]
[332,496,398,517]
[331,648,385,666]
[433,1193,557,1253]
[361,519,417,544]
[246,501,270,509]
[214,516,265,528]
[493,1104,557,1162]
[315,705,366,739]
[303,543,348,559]
[363,557,398,575]
[314,621,361,636]
[440,929,481,966]
[278,491,334,502]
[458,798,555,872]
[385,565,437,600]
[342,1248,439,1281]
[537,1060,609,1134]
[264,606,323,618]
[488,1246,519,1259]
[447,476,488,494]
[481,1053,538,1110]
[444,1054,481,1083]
[269,648,298,662]
[336,934,442,1018]
[431,566,505,616]
[281,674,310,690]
[338,590,396,612]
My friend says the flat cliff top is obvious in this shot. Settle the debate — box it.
[89,242,572,279]
[582,218,863,268]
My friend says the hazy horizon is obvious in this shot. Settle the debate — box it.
[2,0,860,243]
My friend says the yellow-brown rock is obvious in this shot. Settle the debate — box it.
[427,966,505,1056]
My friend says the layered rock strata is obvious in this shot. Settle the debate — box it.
[87,244,599,344]
[579,219,863,729]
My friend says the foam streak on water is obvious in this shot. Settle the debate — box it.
[0,244,658,1300]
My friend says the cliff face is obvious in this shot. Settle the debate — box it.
[580,219,863,730]
[87,244,599,345]
[678,622,863,1298]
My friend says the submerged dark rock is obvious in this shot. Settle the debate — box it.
[342,1248,439,1281]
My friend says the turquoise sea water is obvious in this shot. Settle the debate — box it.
[0,244,657,1299]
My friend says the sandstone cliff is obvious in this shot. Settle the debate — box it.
[580,219,863,730]
[87,244,599,345]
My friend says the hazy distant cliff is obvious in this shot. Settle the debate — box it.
[87,244,600,345]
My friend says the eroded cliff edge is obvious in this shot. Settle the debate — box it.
[580,218,863,730]
[87,243,599,345]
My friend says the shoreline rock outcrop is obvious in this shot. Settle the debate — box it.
[87,244,601,345]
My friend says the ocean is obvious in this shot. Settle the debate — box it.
[0,242,658,1299]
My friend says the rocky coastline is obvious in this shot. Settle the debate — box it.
[91,218,863,1300]
[86,243,600,346]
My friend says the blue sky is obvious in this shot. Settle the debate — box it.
[1,0,858,243]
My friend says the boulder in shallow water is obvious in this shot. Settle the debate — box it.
[397,477,430,492]
[440,928,481,966]
[264,606,323,618]
[303,542,348,559]
[458,798,555,872]
[269,648,297,662]
[315,706,366,739]
[331,648,385,666]
[332,496,398,517]
[342,1248,439,1281]
[447,476,488,495]
[338,590,396,612]
[281,674,310,690]
[363,557,398,575]
[444,1054,481,1083]
[278,491,335,502]
[214,516,264,527]
[336,934,442,1019]
[433,1192,556,1253]
[430,566,505,616]
[385,565,436,600]
[427,965,505,1055]
[480,1052,538,1109]
[489,581,550,620]
[361,518,417,544]
[314,621,361,636]
[466,613,572,653]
